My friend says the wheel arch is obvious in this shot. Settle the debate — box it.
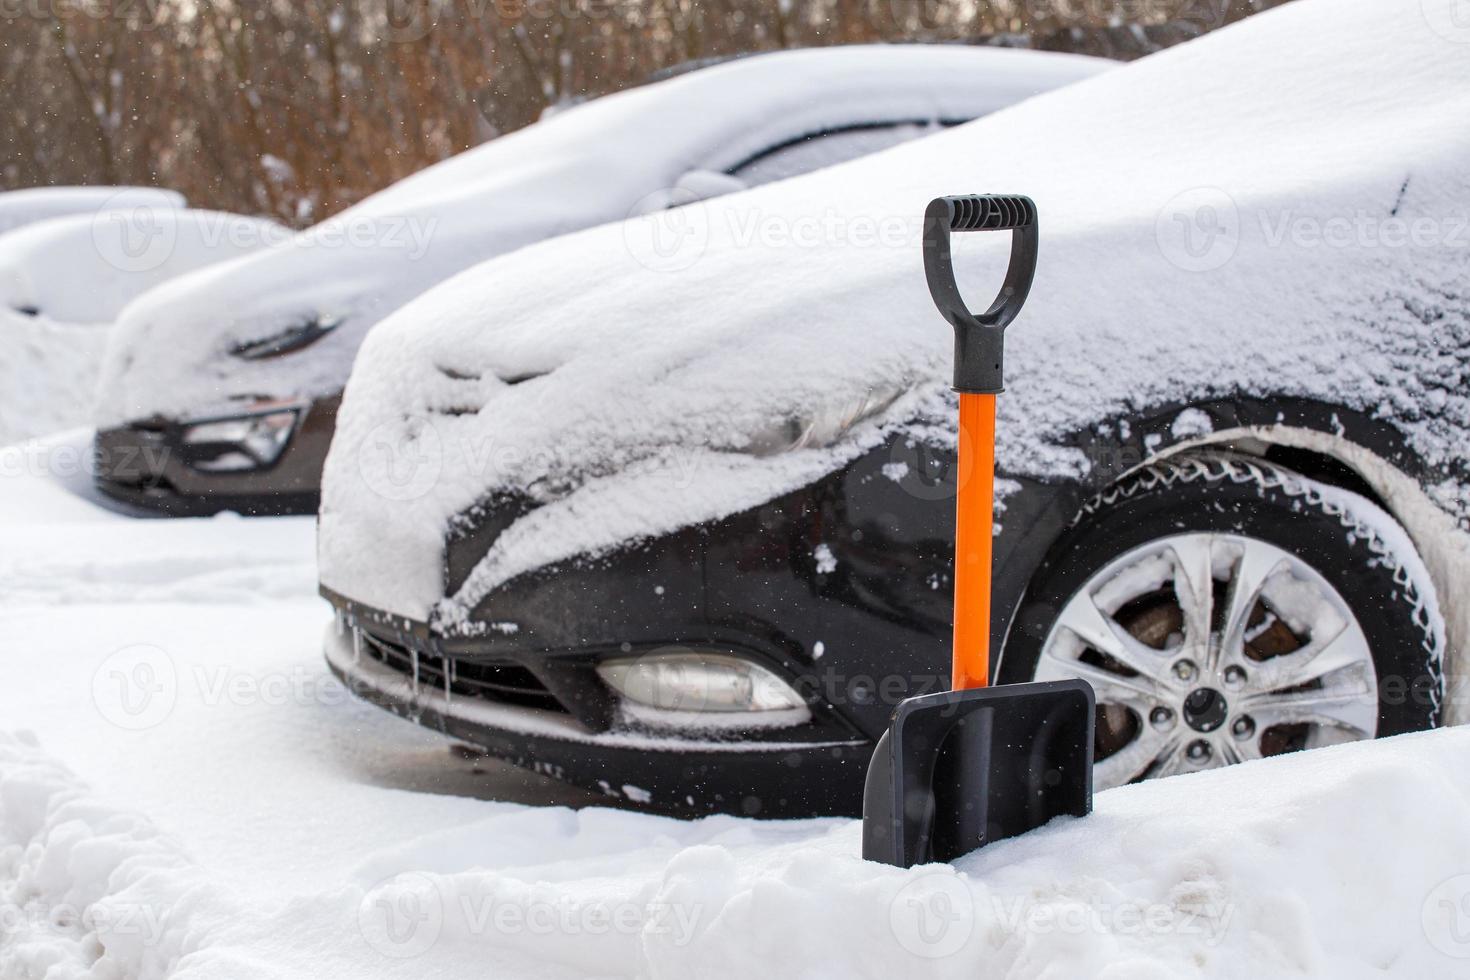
[995,396,1470,722]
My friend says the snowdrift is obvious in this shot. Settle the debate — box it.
[92,46,1107,429]
[317,0,1470,628]
[5,725,1470,978]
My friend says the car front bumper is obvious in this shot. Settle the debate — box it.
[322,609,872,817]
[93,395,340,516]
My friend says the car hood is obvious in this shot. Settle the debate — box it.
[0,186,185,237]
[320,0,1470,625]
[93,46,1105,429]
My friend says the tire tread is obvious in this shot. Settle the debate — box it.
[1077,452,1445,724]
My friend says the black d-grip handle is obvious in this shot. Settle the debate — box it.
[923,194,1038,395]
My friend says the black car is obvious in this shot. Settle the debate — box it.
[322,393,1456,816]
[315,33,1465,816]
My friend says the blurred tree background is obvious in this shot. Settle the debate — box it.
[0,0,1288,225]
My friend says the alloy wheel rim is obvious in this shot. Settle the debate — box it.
[1034,532,1378,791]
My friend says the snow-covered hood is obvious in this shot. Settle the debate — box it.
[0,209,283,447]
[320,0,1470,623]
[0,209,283,325]
[93,46,1107,428]
[0,186,184,237]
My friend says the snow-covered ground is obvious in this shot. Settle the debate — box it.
[4,431,1470,978]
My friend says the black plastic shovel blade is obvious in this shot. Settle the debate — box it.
[862,679,1095,867]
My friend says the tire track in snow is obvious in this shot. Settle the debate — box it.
[0,518,318,607]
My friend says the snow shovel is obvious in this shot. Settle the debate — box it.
[862,195,1095,868]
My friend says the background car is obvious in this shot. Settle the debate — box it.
[0,186,184,236]
[89,45,1111,516]
[314,1,1469,818]
[0,208,282,447]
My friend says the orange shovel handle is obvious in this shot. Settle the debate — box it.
[953,392,996,691]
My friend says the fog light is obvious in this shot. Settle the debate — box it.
[597,652,805,713]
[181,407,299,472]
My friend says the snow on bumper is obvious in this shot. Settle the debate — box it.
[323,620,869,816]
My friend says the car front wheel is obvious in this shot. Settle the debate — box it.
[1008,452,1444,791]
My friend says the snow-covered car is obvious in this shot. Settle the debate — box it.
[0,208,282,447]
[317,0,1470,818]
[0,186,184,236]
[89,46,1112,516]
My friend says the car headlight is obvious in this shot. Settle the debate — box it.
[596,651,805,713]
[180,407,300,472]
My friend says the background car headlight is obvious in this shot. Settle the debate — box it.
[181,408,299,471]
[596,651,805,713]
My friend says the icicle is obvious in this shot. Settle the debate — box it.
[352,625,362,664]
[443,656,453,704]
[410,646,420,696]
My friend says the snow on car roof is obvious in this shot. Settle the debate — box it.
[92,45,1111,429]
[319,0,1470,627]
[0,185,185,236]
[0,209,285,325]
[0,209,285,446]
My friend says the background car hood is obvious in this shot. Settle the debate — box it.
[320,0,1470,628]
[0,186,184,236]
[92,45,1104,429]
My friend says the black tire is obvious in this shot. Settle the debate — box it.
[1003,452,1444,745]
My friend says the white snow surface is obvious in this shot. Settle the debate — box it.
[0,209,283,325]
[6,433,1470,978]
[0,312,109,449]
[318,0,1470,625]
[0,211,283,446]
[0,186,184,236]
[93,46,1108,430]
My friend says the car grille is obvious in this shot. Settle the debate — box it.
[358,629,566,714]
